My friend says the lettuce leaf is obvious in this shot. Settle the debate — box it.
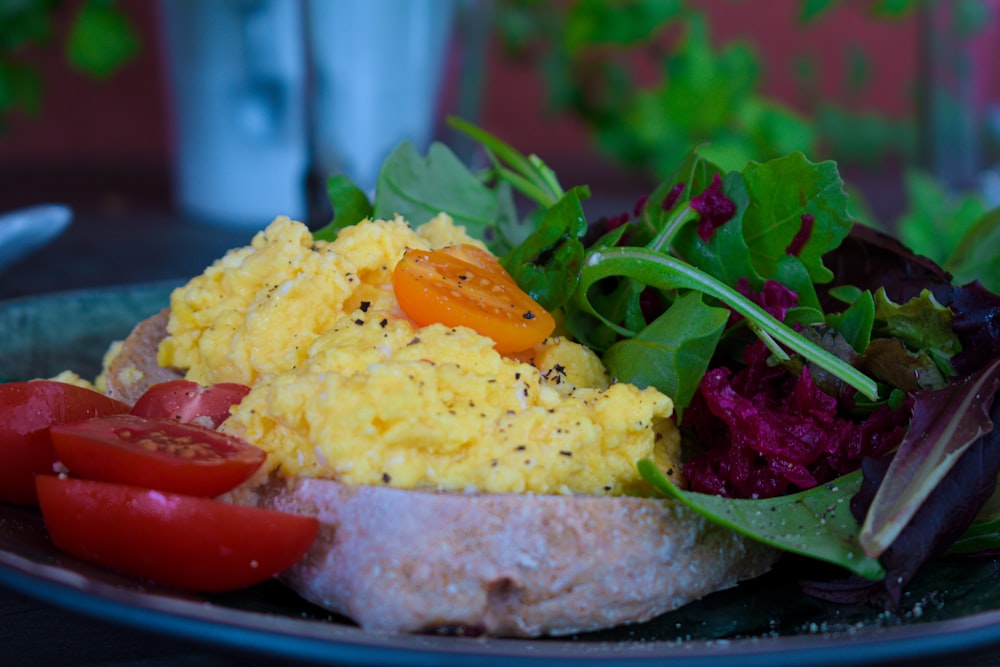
[859,357,1000,557]
[639,460,885,579]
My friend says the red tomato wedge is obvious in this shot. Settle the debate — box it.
[392,245,556,354]
[36,476,318,592]
[50,414,266,497]
[130,380,251,428]
[0,381,129,505]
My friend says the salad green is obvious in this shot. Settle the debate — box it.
[313,118,1000,607]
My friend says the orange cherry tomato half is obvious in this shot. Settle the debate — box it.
[0,380,129,505]
[36,475,318,592]
[50,414,266,497]
[391,245,556,353]
[130,379,251,429]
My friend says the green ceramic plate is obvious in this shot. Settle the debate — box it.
[2,283,1000,666]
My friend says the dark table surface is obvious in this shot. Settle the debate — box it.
[3,204,1000,667]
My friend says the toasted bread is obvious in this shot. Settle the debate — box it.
[108,310,779,636]
[104,308,183,403]
[233,475,778,636]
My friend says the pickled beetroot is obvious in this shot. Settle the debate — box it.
[682,339,910,499]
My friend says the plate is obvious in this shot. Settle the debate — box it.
[3,283,1000,666]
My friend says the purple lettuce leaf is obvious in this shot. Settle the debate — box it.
[821,224,953,307]
[948,281,1000,376]
[803,386,1000,608]
[858,357,1000,558]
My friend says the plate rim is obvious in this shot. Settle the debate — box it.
[5,519,1000,667]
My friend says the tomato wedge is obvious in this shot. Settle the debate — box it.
[50,414,266,497]
[0,381,129,505]
[392,245,555,353]
[130,379,251,428]
[36,476,318,592]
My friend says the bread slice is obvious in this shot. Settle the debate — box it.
[234,476,779,637]
[103,308,183,404]
[107,310,779,636]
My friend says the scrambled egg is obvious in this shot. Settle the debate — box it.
[159,215,681,496]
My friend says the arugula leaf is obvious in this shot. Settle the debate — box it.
[372,141,505,245]
[638,460,885,580]
[740,153,852,284]
[501,186,590,311]
[603,291,728,417]
[670,171,762,289]
[859,356,1000,557]
[578,246,880,400]
[312,175,373,242]
[826,289,874,354]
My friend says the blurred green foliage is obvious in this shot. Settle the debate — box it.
[494,0,922,175]
[494,0,999,291]
[0,0,137,130]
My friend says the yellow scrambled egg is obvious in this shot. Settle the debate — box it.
[159,215,681,496]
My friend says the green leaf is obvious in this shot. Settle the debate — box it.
[372,141,503,246]
[946,207,1000,294]
[815,105,916,165]
[826,289,875,354]
[859,337,947,392]
[736,96,817,159]
[66,0,139,78]
[868,0,923,19]
[798,0,841,23]
[502,186,589,311]
[563,0,682,52]
[0,59,42,116]
[670,171,763,290]
[860,357,1000,557]
[773,254,823,314]
[740,153,852,284]
[578,247,880,400]
[872,287,960,377]
[312,175,373,242]
[639,460,885,579]
[896,168,988,266]
[948,517,1000,555]
[603,291,728,414]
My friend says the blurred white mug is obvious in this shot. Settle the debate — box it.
[158,0,476,229]
[159,0,310,228]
